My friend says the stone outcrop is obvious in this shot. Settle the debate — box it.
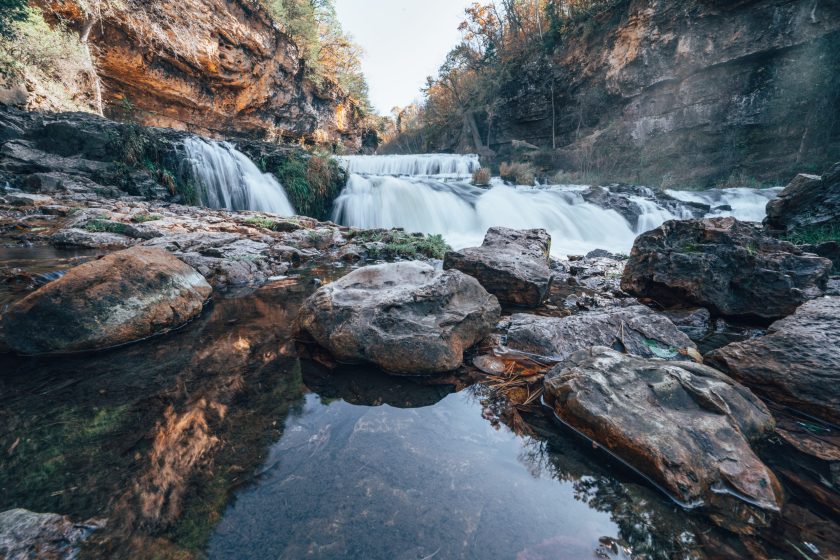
[765,163,840,232]
[444,227,553,307]
[298,262,501,375]
[544,347,782,530]
[621,217,832,319]
[503,305,698,362]
[706,297,840,425]
[0,509,102,560]
[1,246,212,354]
[34,0,362,147]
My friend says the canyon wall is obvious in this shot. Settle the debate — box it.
[471,0,840,186]
[35,0,363,148]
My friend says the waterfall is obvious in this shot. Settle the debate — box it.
[332,154,783,257]
[665,187,783,223]
[337,154,481,178]
[182,137,295,215]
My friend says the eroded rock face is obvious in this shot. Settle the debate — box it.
[621,217,832,319]
[1,246,212,354]
[0,509,101,560]
[544,347,782,529]
[765,163,840,231]
[706,297,840,425]
[444,227,553,307]
[503,306,697,362]
[298,262,501,375]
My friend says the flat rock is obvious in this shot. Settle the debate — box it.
[0,509,102,560]
[621,217,831,319]
[298,261,500,375]
[1,246,211,354]
[544,347,782,529]
[444,227,554,307]
[706,296,840,425]
[51,228,135,250]
[504,306,697,362]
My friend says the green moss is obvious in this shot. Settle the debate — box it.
[83,219,129,235]
[271,153,344,220]
[781,223,840,245]
[243,216,280,230]
[132,213,163,223]
[349,230,451,260]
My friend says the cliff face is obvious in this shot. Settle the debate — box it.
[37,0,362,148]
[487,0,840,186]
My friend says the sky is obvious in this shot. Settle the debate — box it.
[334,0,473,115]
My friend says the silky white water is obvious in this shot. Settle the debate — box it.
[183,137,295,215]
[333,154,783,257]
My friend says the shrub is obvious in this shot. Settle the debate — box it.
[83,219,129,234]
[131,213,163,223]
[272,153,343,220]
[781,223,840,246]
[500,162,537,186]
[472,168,491,186]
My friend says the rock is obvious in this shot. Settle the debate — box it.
[621,217,832,319]
[1,246,211,354]
[765,164,840,231]
[705,297,840,424]
[0,509,102,560]
[543,347,782,527]
[803,241,840,272]
[504,306,698,362]
[444,227,554,307]
[51,228,135,250]
[298,262,500,375]
[661,307,712,340]
[584,248,615,259]
[4,192,54,207]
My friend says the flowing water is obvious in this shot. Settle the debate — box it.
[333,155,782,256]
[182,137,296,215]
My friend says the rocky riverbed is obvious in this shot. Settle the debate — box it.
[2,114,840,559]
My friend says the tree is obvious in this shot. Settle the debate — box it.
[0,0,29,39]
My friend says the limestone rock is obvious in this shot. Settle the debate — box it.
[444,227,553,307]
[298,262,500,375]
[1,246,211,354]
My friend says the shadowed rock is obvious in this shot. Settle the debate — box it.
[1,246,211,354]
[765,163,840,231]
[706,296,840,424]
[543,347,782,531]
[0,509,102,560]
[444,227,553,307]
[621,217,831,319]
[503,306,697,362]
[298,261,500,375]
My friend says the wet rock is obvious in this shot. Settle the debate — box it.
[765,163,840,231]
[504,306,697,362]
[298,261,500,375]
[51,228,135,250]
[0,509,102,560]
[661,308,712,340]
[803,241,840,272]
[444,227,553,307]
[706,296,840,424]
[621,217,832,319]
[1,246,211,354]
[543,347,782,527]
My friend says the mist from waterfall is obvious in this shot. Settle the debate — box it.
[333,154,783,257]
[183,137,295,215]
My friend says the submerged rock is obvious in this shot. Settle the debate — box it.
[298,261,500,375]
[503,306,697,362]
[444,227,553,307]
[706,296,840,424]
[765,163,840,231]
[621,217,831,319]
[1,246,211,354]
[0,508,102,560]
[544,347,782,529]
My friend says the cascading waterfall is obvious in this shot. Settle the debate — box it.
[183,137,295,215]
[333,154,783,257]
[665,187,783,223]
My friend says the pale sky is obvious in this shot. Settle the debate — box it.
[334,0,473,115]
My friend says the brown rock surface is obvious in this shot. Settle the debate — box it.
[1,246,212,354]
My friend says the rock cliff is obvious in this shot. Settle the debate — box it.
[458,0,840,186]
[35,0,362,147]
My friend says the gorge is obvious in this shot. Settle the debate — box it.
[1,1,839,559]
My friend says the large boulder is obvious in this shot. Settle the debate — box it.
[765,163,840,232]
[503,306,698,362]
[621,217,832,319]
[544,347,782,529]
[444,227,553,307]
[298,262,500,375]
[706,296,840,424]
[1,246,211,354]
